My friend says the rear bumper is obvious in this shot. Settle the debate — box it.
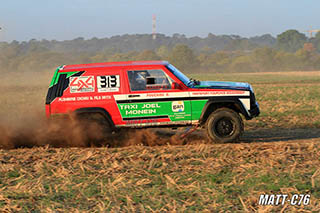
[45,104,51,118]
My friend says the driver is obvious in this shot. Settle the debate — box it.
[128,71,146,91]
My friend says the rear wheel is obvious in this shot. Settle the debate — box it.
[77,113,113,147]
[205,108,243,143]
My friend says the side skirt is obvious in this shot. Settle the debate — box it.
[116,120,199,128]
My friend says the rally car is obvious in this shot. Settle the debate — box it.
[45,61,260,143]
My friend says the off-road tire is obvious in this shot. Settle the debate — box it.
[205,107,243,143]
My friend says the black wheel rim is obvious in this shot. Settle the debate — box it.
[213,117,235,138]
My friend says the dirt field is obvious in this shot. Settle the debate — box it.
[0,70,319,211]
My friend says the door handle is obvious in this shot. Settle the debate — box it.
[128,94,140,98]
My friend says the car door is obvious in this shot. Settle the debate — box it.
[117,68,192,126]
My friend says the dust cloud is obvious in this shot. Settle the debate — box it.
[0,114,195,150]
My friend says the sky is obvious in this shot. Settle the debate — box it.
[0,0,319,42]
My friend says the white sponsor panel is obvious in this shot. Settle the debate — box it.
[97,75,120,92]
[114,92,189,101]
[58,95,112,102]
[172,101,185,112]
[239,98,250,110]
[191,90,250,97]
[114,94,127,100]
[69,76,95,93]
[114,91,249,101]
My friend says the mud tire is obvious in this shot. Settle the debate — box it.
[205,108,243,143]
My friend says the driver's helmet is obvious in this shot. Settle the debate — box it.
[135,72,146,90]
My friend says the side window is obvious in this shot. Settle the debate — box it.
[128,69,173,91]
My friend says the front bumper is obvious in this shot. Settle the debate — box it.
[249,101,260,118]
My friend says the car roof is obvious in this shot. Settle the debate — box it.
[61,60,169,71]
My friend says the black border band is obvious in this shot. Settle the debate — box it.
[116,96,250,104]
[122,115,169,120]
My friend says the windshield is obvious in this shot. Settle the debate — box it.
[166,64,190,86]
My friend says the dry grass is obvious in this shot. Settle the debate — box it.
[0,141,319,212]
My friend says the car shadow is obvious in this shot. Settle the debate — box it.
[241,128,320,143]
[155,128,320,144]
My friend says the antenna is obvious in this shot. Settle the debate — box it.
[152,14,156,40]
[305,27,320,38]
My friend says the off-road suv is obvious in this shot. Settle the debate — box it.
[46,61,260,143]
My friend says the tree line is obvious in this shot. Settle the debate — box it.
[1,29,320,73]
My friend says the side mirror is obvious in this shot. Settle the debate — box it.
[171,82,180,89]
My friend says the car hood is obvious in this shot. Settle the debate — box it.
[193,81,251,90]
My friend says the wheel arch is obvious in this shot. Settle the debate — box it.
[73,107,115,129]
[199,97,250,125]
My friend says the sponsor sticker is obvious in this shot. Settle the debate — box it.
[97,75,120,92]
[69,76,95,93]
[58,95,111,102]
[191,91,246,96]
[125,119,159,125]
[172,101,184,112]
[119,103,160,116]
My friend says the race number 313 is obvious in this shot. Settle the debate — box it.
[97,75,120,92]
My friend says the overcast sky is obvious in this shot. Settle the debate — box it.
[0,0,319,42]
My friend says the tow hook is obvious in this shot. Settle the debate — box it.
[180,125,199,139]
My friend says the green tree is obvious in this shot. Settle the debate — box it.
[229,55,254,72]
[134,50,160,61]
[224,39,258,51]
[252,47,277,71]
[273,51,298,71]
[168,44,199,70]
[294,48,316,70]
[313,54,320,69]
[156,45,170,59]
[107,51,138,62]
[277,30,307,52]
[90,53,108,63]
[312,32,320,53]
[198,51,230,71]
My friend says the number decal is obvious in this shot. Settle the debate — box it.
[99,76,107,88]
[97,75,120,92]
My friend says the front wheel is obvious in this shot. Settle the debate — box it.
[205,108,243,143]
